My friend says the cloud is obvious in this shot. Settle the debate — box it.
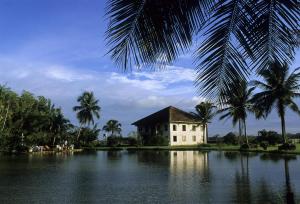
[0,56,201,135]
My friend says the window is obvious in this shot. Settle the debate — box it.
[164,124,168,131]
[157,125,160,131]
[182,136,186,142]
[173,136,177,142]
[182,125,186,131]
[145,127,149,133]
[138,127,142,132]
[192,136,196,142]
[192,125,196,131]
[173,124,177,131]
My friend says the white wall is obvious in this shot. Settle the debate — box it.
[169,122,205,146]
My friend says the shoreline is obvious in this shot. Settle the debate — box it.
[83,144,300,155]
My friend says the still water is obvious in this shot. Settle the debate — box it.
[0,150,299,203]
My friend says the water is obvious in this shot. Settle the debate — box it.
[0,150,299,203]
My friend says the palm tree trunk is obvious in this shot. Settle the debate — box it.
[77,124,82,141]
[203,124,206,143]
[238,119,242,145]
[243,118,249,145]
[206,124,208,144]
[280,108,287,143]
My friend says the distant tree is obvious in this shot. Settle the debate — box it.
[103,120,122,137]
[73,91,101,141]
[223,132,238,145]
[251,62,300,143]
[190,101,216,143]
[218,80,255,145]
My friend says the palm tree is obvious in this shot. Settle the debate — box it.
[73,91,101,141]
[190,102,215,143]
[105,1,299,100]
[103,120,122,137]
[218,80,255,145]
[251,62,300,144]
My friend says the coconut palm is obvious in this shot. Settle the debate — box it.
[251,62,300,144]
[218,80,255,145]
[73,91,101,140]
[190,102,215,143]
[105,0,299,99]
[103,120,122,137]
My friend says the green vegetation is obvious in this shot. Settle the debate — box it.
[105,1,299,100]
[218,80,254,146]
[251,62,300,145]
[0,86,102,153]
[73,91,101,144]
[190,102,216,143]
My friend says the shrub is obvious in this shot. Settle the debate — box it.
[127,137,138,146]
[260,141,269,150]
[278,143,296,151]
[143,135,169,146]
[240,143,250,150]
[107,136,122,147]
[257,130,282,145]
[223,132,238,145]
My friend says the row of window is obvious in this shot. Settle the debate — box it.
[172,124,197,132]
[173,135,197,142]
[139,124,198,133]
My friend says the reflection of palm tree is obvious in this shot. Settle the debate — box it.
[234,153,252,203]
[284,158,295,204]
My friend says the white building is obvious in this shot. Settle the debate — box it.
[132,106,206,146]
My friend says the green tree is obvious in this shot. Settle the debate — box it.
[251,62,300,143]
[73,91,101,141]
[105,0,299,99]
[190,101,215,143]
[218,80,255,145]
[103,119,122,137]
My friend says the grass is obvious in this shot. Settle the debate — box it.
[83,143,300,154]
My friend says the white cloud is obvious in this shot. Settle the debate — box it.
[0,57,201,135]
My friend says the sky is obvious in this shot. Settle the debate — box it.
[0,0,299,137]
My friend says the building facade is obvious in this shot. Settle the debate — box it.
[132,106,206,146]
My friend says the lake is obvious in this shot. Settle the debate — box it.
[0,150,299,203]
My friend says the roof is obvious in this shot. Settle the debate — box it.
[132,106,200,126]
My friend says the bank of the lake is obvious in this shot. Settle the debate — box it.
[84,143,300,155]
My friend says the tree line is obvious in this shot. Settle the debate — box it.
[192,62,300,150]
[0,87,123,152]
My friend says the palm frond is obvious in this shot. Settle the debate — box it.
[106,0,212,70]
[195,0,249,98]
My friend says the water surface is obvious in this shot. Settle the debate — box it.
[0,150,299,203]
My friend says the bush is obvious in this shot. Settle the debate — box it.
[260,141,269,150]
[278,143,296,151]
[223,132,238,145]
[143,135,169,146]
[257,130,282,145]
[240,143,250,150]
[107,136,122,147]
[127,137,138,146]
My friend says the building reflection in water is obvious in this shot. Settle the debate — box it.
[170,151,209,176]
[168,151,210,203]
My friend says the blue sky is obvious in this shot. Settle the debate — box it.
[0,0,300,137]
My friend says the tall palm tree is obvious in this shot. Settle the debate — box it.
[105,0,299,100]
[190,102,215,143]
[73,91,101,141]
[218,80,255,145]
[251,62,300,144]
[103,120,122,137]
